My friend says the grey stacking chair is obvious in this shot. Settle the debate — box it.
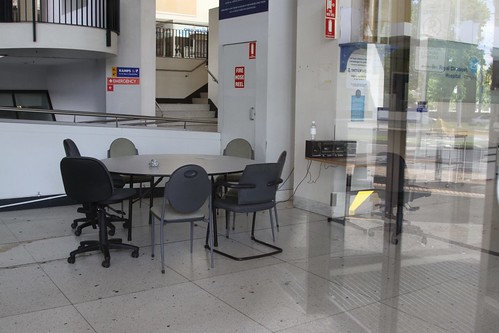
[150,164,214,273]
[108,137,153,206]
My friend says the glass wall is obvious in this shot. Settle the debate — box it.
[340,0,497,250]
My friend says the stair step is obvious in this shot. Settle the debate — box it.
[199,92,208,99]
[192,97,209,104]
[157,103,210,112]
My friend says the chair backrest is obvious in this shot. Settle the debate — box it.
[60,156,114,203]
[374,152,406,185]
[237,163,279,205]
[223,138,254,159]
[108,138,139,158]
[63,138,81,157]
[277,150,287,178]
[165,164,211,213]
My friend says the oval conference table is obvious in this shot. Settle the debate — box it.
[101,154,256,249]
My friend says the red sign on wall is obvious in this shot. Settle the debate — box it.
[249,41,256,59]
[325,17,335,39]
[235,66,245,88]
[107,77,140,85]
[325,0,336,39]
[325,0,336,18]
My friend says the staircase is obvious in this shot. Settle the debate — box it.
[156,92,218,132]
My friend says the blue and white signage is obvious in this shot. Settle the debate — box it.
[219,0,268,20]
[113,67,140,78]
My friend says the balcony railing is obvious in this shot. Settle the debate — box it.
[0,0,119,43]
[156,24,208,59]
[0,105,217,129]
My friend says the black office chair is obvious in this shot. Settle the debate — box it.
[150,164,214,273]
[373,152,431,214]
[212,163,283,261]
[60,156,139,267]
[369,152,431,244]
[63,138,126,236]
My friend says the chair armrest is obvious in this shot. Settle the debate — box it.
[214,179,256,190]
[267,178,283,186]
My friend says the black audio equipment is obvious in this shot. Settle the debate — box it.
[305,140,356,158]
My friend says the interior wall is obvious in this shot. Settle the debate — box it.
[208,8,219,108]
[156,58,207,99]
[0,65,49,89]
[48,60,106,115]
[156,0,219,24]
[106,0,156,116]
[293,0,342,214]
[267,0,296,191]
[0,121,221,200]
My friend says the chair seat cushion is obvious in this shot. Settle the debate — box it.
[213,196,275,213]
[150,205,206,223]
[98,188,136,205]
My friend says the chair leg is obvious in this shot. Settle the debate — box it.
[208,197,214,268]
[160,218,166,274]
[190,221,194,253]
[225,212,231,238]
[274,205,279,230]
[269,209,275,242]
[67,207,138,268]
[150,214,156,257]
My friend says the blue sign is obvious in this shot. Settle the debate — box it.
[219,0,268,20]
[116,67,140,78]
[351,91,365,121]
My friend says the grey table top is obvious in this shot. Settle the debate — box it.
[101,154,255,177]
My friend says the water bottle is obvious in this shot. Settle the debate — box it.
[310,121,317,140]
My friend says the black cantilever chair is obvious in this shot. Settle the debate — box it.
[150,164,214,273]
[63,138,125,236]
[212,162,283,261]
[60,156,139,268]
[227,150,287,233]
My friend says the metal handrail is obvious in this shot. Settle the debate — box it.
[206,66,219,84]
[0,106,217,129]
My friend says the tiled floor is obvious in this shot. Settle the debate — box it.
[1,197,499,332]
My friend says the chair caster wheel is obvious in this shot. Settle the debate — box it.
[74,229,82,236]
[71,222,77,229]
[131,249,139,258]
[161,269,165,274]
[102,258,110,268]
[108,229,115,236]
[67,256,75,264]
